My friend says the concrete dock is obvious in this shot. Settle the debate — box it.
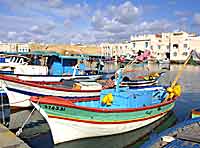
[0,123,30,148]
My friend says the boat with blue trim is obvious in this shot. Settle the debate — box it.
[0,53,104,83]
[30,84,180,144]
[0,74,102,107]
[141,117,200,148]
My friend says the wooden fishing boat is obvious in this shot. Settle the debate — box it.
[6,72,102,83]
[30,85,178,144]
[0,75,102,107]
[120,72,165,87]
[141,117,200,148]
[0,54,103,83]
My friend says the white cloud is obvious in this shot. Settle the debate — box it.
[108,1,139,24]
[7,31,17,39]
[91,1,140,34]
[48,0,63,8]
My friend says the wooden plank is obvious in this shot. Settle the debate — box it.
[0,124,30,148]
[177,131,200,144]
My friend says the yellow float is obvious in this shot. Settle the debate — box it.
[102,93,113,106]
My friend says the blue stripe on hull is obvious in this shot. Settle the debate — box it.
[7,87,99,99]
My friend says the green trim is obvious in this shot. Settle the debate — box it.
[40,102,175,122]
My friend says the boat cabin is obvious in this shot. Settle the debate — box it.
[48,55,86,75]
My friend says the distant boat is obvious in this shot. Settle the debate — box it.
[158,58,170,64]
[30,85,177,144]
[0,54,103,83]
[120,72,165,87]
[0,54,30,74]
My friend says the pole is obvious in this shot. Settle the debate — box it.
[163,50,193,102]
[171,50,193,88]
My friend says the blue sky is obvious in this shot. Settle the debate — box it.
[0,0,199,43]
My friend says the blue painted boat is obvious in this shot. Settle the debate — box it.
[0,54,103,82]
[30,83,178,144]
[141,117,200,148]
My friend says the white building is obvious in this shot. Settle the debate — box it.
[0,43,31,53]
[101,31,200,63]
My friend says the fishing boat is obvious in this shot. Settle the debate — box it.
[120,72,165,87]
[158,58,170,64]
[141,117,200,148]
[1,54,103,83]
[0,54,31,74]
[30,84,179,144]
[0,75,102,107]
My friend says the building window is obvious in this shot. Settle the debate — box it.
[167,45,170,49]
[145,42,148,48]
[173,52,177,56]
[173,44,178,49]
[183,44,187,48]
[182,52,188,56]
[133,43,135,48]
[158,45,161,49]
[150,46,153,50]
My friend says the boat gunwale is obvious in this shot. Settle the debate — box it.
[30,95,177,113]
[192,108,200,115]
[0,74,101,92]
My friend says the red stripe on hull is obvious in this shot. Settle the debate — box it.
[0,74,100,92]
[31,96,176,113]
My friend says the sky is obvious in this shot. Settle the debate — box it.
[0,0,200,44]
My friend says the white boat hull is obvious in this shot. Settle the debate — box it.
[32,102,166,144]
[8,74,102,82]
[0,80,100,107]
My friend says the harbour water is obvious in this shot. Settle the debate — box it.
[5,64,200,148]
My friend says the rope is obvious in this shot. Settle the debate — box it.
[16,97,40,136]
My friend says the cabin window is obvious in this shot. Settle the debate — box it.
[62,59,78,66]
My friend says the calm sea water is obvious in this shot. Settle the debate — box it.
[7,64,200,148]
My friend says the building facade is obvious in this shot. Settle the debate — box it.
[100,31,200,63]
[0,42,31,53]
